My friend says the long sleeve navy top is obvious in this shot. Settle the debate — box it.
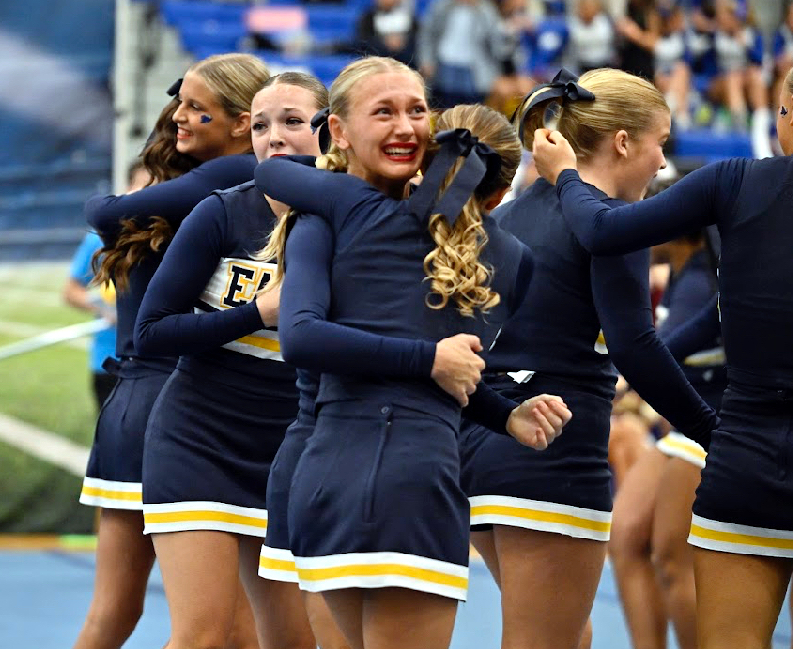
[663,294,722,363]
[282,212,531,435]
[258,157,534,427]
[86,154,256,244]
[656,250,725,392]
[86,154,256,374]
[556,156,793,389]
[134,181,295,396]
[489,178,717,446]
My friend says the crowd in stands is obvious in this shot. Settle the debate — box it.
[209,0,790,158]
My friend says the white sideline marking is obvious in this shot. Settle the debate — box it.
[0,413,88,477]
[0,321,87,350]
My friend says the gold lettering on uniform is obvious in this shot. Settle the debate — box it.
[222,261,273,308]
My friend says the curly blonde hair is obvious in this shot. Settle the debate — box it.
[423,104,522,317]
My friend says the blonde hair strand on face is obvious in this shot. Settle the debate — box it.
[253,73,331,286]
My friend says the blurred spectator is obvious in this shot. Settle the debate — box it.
[655,0,693,128]
[64,232,119,410]
[62,161,148,410]
[486,0,536,115]
[567,0,616,73]
[418,0,516,108]
[708,0,772,158]
[355,0,420,66]
[525,11,569,81]
[608,377,658,489]
[64,231,119,409]
[616,0,659,80]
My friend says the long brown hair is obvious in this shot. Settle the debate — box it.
[92,98,200,290]
[94,53,270,291]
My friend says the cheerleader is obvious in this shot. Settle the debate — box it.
[256,57,569,649]
[458,68,718,649]
[533,62,793,649]
[610,220,725,649]
[74,53,267,649]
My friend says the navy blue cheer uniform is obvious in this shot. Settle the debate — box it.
[556,158,793,557]
[459,179,718,542]
[257,213,528,582]
[256,155,532,600]
[655,249,726,468]
[134,180,295,538]
[80,154,255,510]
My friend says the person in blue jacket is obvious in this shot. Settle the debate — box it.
[457,68,719,649]
[256,56,570,649]
[532,61,793,649]
[64,231,121,409]
[73,53,268,649]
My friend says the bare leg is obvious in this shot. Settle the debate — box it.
[609,448,668,649]
[323,589,364,649]
[651,458,700,649]
[495,526,607,649]
[225,579,259,649]
[72,509,156,649]
[304,592,353,649]
[471,529,501,589]
[608,413,651,489]
[238,536,316,649]
[669,61,692,124]
[694,548,792,649]
[361,588,458,649]
[578,618,593,649]
[153,530,241,649]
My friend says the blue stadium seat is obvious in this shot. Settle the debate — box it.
[673,129,752,159]
[179,20,246,56]
[306,6,358,41]
[256,53,355,88]
[161,0,248,27]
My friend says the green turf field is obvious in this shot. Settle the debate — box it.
[0,262,99,533]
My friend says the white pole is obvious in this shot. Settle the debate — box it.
[113,0,134,193]
[0,320,112,361]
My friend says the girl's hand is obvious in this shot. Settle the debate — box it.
[506,394,572,449]
[532,129,578,185]
[431,334,485,407]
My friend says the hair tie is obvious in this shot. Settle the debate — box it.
[409,128,502,227]
[310,107,331,154]
[166,78,183,97]
[512,68,595,142]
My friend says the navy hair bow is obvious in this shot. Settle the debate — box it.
[513,68,595,142]
[409,128,502,227]
[167,78,183,97]
[310,107,331,154]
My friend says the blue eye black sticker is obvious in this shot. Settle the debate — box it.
[781,106,789,117]
[200,115,213,124]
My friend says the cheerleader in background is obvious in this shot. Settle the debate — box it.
[74,53,266,649]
